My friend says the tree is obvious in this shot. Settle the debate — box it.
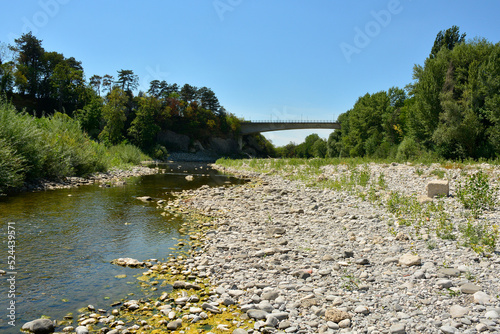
[89,75,102,96]
[148,79,161,97]
[180,83,197,102]
[99,87,128,144]
[74,91,103,139]
[312,138,327,158]
[50,58,85,112]
[116,69,138,92]
[0,42,15,93]
[157,81,178,98]
[482,43,500,154]
[128,95,161,150]
[11,32,45,97]
[430,25,466,59]
[102,74,114,94]
[198,86,220,114]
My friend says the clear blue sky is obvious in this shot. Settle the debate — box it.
[2,0,500,146]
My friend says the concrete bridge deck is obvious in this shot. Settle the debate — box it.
[240,120,340,135]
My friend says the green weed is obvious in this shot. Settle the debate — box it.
[456,170,497,218]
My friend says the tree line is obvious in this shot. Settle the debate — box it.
[0,32,242,159]
[277,26,500,161]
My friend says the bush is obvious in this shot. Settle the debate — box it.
[106,144,150,167]
[0,98,149,191]
[0,138,25,192]
[396,137,422,161]
[0,97,46,179]
[37,112,109,178]
[457,170,497,218]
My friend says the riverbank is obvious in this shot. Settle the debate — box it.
[13,165,161,194]
[36,160,500,334]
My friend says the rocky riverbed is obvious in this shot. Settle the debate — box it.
[172,162,500,334]
[26,161,500,334]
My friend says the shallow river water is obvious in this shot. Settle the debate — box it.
[0,163,242,333]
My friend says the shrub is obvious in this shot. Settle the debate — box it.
[457,170,497,217]
[106,143,150,167]
[0,138,25,192]
[396,137,422,161]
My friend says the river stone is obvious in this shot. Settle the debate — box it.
[136,196,153,201]
[450,305,470,318]
[258,300,274,312]
[247,309,268,320]
[460,283,481,294]
[484,310,499,319]
[261,291,279,300]
[440,325,457,334]
[273,312,289,320]
[265,314,279,327]
[473,291,491,304]
[22,319,55,334]
[338,318,351,328]
[233,329,248,334]
[436,279,453,289]
[399,253,421,266]
[325,308,351,323]
[167,320,182,330]
[390,323,406,334]
[185,283,202,290]
[476,323,488,332]
[172,281,186,289]
[190,307,203,314]
[75,326,89,334]
[439,268,461,277]
[354,305,370,315]
[111,258,144,267]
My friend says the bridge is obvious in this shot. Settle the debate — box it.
[240,120,340,135]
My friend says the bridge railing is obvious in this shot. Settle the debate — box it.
[241,120,337,123]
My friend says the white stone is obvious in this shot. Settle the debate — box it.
[450,305,470,318]
[473,291,491,304]
[399,253,421,266]
[484,310,499,319]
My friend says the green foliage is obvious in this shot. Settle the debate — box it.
[106,143,149,167]
[99,87,128,145]
[460,219,498,253]
[129,96,161,150]
[430,25,466,59]
[0,138,25,192]
[396,137,423,161]
[0,97,149,192]
[456,170,497,217]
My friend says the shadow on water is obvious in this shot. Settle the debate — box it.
[0,163,244,333]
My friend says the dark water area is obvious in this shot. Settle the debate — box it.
[0,163,242,333]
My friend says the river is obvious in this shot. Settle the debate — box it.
[0,163,242,333]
